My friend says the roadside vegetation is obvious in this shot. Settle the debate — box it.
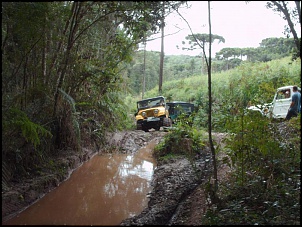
[152,104,300,225]
[202,114,300,225]
[143,56,300,224]
[153,113,207,161]
[2,1,185,188]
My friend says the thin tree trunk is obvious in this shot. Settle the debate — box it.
[272,1,300,58]
[142,39,146,99]
[42,15,47,84]
[207,0,218,193]
[53,2,82,117]
[159,1,165,95]
[295,1,301,25]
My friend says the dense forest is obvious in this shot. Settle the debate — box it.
[2,1,301,225]
[2,1,186,182]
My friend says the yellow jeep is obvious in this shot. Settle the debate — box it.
[135,96,172,132]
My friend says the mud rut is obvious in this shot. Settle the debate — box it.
[115,130,216,225]
[2,129,222,225]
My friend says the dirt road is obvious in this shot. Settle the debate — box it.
[119,130,227,225]
[2,129,227,225]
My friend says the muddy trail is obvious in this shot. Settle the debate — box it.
[2,129,226,225]
[121,130,227,225]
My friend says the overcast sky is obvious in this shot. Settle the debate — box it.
[143,1,301,56]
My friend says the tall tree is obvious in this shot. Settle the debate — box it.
[181,33,225,74]
[265,1,301,58]
[154,1,186,95]
[207,0,218,200]
[175,1,219,199]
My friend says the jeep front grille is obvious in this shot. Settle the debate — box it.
[142,109,160,118]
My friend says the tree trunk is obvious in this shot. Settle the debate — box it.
[272,1,301,58]
[53,2,82,117]
[159,1,165,95]
[207,0,218,194]
[142,39,146,99]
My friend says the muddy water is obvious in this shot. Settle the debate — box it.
[4,139,158,225]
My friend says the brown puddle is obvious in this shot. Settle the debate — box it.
[3,139,158,225]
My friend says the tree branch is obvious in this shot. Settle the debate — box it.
[174,8,209,68]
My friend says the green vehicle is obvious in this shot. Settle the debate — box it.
[166,101,195,124]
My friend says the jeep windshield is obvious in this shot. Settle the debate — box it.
[137,97,165,110]
[166,102,194,121]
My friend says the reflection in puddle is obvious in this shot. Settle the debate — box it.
[119,156,154,180]
[3,139,158,226]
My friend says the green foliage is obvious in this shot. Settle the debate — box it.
[3,108,52,148]
[225,111,280,182]
[202,110,300,225]
[126,56,300,134]
[265,1,300,59]
[98,91,136,131]
[125,38,298,97]
[216,38,297,63]
[77,91,136,150]
[130,55,300,225]
[59,88,80,142]
[153,114,205,161]
[285,114,301,147]
[1,2,301,224]
[183,33,225,53]
[2,1,188,184]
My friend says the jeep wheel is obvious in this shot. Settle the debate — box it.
[142,125,149,132]
[163,117,172,127]
[136,121,142,130]
[168,118,172,127]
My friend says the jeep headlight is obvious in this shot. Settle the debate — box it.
[142,112,147,117]
[154,109,159,114]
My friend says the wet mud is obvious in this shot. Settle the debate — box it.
[2,129,220,225]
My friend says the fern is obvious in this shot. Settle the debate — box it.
[5,108,52,148]
[58,88,81,143]
[59,88,76,112]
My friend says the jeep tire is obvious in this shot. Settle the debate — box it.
[136,121,142,130]
[163,117,172,127]
[143,126,149,132]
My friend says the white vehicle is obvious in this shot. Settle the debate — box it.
[247,85,301,119]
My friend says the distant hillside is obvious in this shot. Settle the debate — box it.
[125,56,301,130]
[123,37,298,97]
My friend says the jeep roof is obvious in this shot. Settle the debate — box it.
[137,96,165,103]
[137,96,166,110]
[166,101,193,104]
